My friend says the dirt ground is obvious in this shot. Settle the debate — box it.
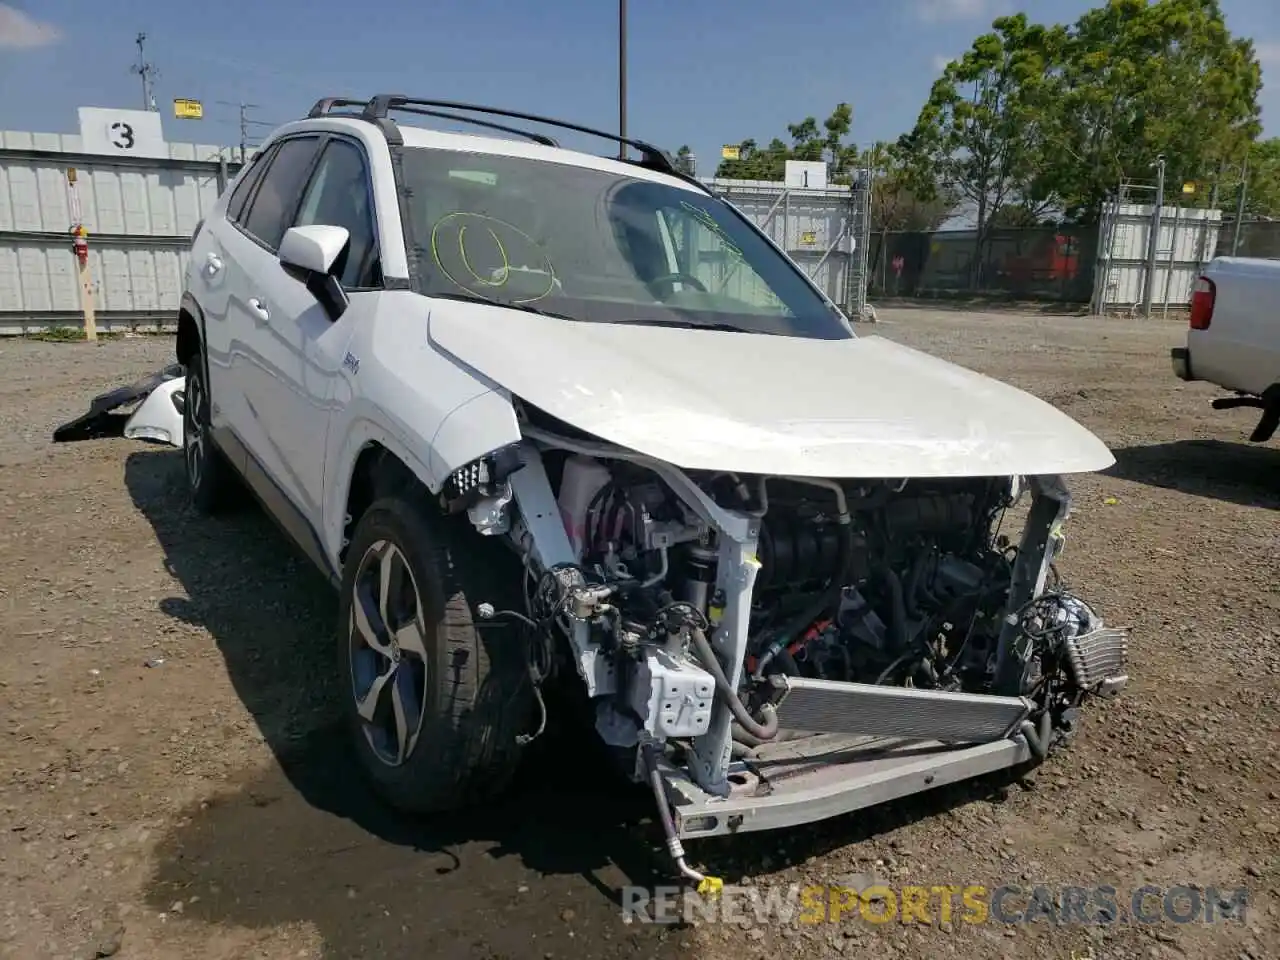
[0,307,1277,960]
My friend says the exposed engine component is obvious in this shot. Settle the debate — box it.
[463,425,1128,893]
[485,442,1124,772]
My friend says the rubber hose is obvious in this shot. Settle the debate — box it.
[642,743,680,841]
[689,626,779,741]
[1019,711,1053,762]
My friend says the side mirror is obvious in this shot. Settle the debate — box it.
[278,225,351,322]
[279,225,349,276]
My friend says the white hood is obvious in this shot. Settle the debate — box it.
[428,303,1115,479]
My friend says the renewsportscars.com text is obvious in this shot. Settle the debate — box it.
[622,882,1250,927]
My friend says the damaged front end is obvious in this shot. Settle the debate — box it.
[464,414,1128,884]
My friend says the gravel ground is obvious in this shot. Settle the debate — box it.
[0,308,1277,960]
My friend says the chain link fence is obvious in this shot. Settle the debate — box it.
[1220,219,1280,259]
[865,226,1099,303]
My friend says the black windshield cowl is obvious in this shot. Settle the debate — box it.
[605,317,755,334]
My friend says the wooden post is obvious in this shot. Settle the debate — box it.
[66,168,97,341]
[77,228,97,342]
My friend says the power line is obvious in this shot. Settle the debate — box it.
[130,32,159,112]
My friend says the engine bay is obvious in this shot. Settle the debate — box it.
[559,459,1020,693]
[470,430,1128,772]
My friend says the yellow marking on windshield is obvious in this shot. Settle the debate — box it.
[429,211,557,303]
[457,224,511,287]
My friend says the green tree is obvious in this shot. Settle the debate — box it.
[824,103,854,173]
[866,142,956,232]
[715,136,792,180]
[1241,138,1280,218]
[988,204,1050,228]
[1041,0,1262,220]
[900,13,1061,282]
[864,140,958,286]
[713,103,857,180]
[787,116,824,162]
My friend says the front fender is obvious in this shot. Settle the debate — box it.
[323,412,439,564]
[322,391,524,565]
[322,297,524,566]
[428,389,521,486]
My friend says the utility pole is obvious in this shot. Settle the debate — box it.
[1141,154,1166,318]
[131,32,158,112]
[217,101,262,162]
[1231,153,1249,256]
[618,0,627,160]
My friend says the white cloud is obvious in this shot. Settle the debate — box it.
[932,54,953,72]
[915,0,996,23]
[0,4,61,49]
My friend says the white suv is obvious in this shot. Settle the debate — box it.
[157,95,1128,886]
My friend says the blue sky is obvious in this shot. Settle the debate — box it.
[1,0,1277,171]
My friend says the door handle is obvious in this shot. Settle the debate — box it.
[205,252,223,275]
[248,298,270,324]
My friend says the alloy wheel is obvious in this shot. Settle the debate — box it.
[184,368,206,491]
[348,539,430,766]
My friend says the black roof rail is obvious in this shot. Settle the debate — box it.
[307,97,367,117]
[395,106,558,147]
[307,94,708,193]
[307,96,558,147]
[361,95,685,178]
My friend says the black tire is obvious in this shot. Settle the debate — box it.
[338,495,534,814]
[182,356,235,515]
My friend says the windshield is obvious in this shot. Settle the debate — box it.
[398,148,853,339]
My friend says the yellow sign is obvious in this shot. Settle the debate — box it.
[1181,181,1196,195]
[173,99,204,120]
[800,231,818,245]
[721,145,740,161]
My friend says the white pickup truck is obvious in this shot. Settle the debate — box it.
[1172,256,1280,442]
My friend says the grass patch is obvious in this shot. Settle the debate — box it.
[24,327,123,342]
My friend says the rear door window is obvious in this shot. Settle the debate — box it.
[240,136,323,251]
[225,145,275,224]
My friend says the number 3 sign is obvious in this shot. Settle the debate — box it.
[77,107,167,159]
[109,122,136,150]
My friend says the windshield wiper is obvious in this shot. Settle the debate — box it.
[608,317,753,333]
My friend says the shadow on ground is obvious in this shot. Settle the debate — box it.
[122,448,1028,958]
[1107,439,1280,510]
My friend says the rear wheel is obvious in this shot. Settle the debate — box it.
[338,495,533,813]
[182,355,236,515]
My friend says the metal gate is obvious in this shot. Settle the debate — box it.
[1090,184,1223,317]
[701,171,875,321]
